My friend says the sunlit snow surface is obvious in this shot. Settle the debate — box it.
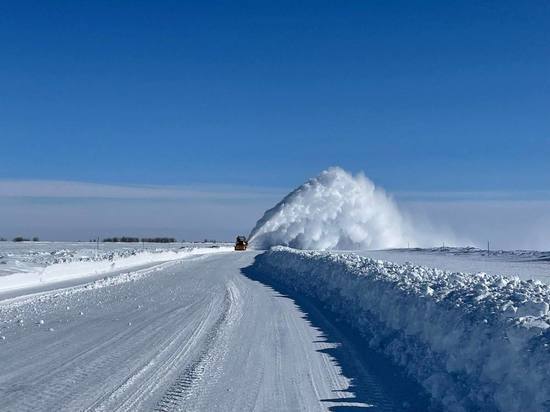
[357,247,550,284]
[255,247,550,412]
[0,241,232,293]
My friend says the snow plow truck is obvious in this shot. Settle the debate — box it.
[234,236,248,251]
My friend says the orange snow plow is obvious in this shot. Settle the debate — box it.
[234,236,248,251]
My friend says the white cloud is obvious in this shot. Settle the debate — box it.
[0,179,285,200]
[395,190,550,202]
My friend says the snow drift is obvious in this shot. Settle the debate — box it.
[253,247,550,412]
[0,245,231,294]
[249,167,422,250]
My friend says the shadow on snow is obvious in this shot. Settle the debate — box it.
[241,257,438,412]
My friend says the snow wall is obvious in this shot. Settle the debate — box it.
[249,167,438,250]
[253,247,550,412]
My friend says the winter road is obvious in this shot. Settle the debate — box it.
[0,251,430,411]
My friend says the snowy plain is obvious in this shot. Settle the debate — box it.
[357,247,550,285]
[0,241,232,295]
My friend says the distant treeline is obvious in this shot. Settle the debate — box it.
[102,237,177,243]
[3,236,40,242]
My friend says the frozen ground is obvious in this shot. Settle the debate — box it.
[356,247,550,284]
[0,249,431,411]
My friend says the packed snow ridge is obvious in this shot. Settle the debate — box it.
[253,247,550,412]
[249,167,435,250]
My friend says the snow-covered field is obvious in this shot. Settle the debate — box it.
[357,247,550,284]
[253,247,550,412]
[0,241,232,294]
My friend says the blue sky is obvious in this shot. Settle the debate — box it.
[1,1,549,246]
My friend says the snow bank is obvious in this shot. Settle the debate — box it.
[254,247,550,412]
[0,246,231,293]
[249,167,432,250]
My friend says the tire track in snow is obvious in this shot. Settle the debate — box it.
[155,281,242,412]
[83,298,214,412]
[2,300,206,412]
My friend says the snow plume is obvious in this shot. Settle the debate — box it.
[249,167,417,250]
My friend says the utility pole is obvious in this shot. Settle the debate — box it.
[487,240,490,255]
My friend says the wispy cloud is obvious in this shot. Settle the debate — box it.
[395,190,550,202]
[4,179,548,203]
[0,179,286,201]
[0,179,286,241]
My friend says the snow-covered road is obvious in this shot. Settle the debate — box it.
[0,251,429,412]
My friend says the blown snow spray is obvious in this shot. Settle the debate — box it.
[249,167,418,250]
